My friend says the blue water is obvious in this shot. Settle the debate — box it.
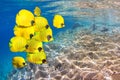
[0,0,74,79]
[0,0,120,80]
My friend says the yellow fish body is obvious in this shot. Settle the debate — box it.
[25,39,43,53]
[53,14,65,28]
[16,9,35,27]
[34,6,41,17]
[33,27,54,42]
[27,51,47,64]
[13,25,35,40]
[34,16,50,32]
[12,56,27,68]
[9,36,27,52]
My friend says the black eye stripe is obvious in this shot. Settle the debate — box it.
[42,59,46,63]
[61,23,64,26]
[45,25,49,29]
[25,45,29,49]
[38,47,42,52]
[31,20,35,26]
[30,34,33,39]
[23,62,25,65]
[47,35,51,41]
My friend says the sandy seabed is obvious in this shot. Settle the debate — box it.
[8,26,120,80]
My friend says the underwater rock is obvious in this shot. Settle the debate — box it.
[87,52,99,59]
[100,27,109,32]
[71,23,83,29]
[111,72,120,80]
[54,75,61,80]
[35,71,48,79]
[86,72,98,79]
[93,37,105,42]
[91,24,97,31]
[92,72,104,80]
[61,69,69,75]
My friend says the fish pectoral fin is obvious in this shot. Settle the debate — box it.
[16,63,21,68]
[12,63,18,68]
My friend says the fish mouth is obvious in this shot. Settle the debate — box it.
[62,24,65,27]
[61,23,65,27]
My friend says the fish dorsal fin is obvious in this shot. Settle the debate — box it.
[34,6,41,17]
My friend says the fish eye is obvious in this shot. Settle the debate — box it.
[23,62,25,65]
[42,59,46,63]
[45,25,49,29]
[25,45,29,49]
[47,35,51,41]
[30,34,33,39]
[38,47,42,52]
[31,20,35,26]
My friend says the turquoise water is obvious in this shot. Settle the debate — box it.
[0,0,120,80]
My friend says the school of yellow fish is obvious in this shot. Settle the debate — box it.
[9,6,65,68]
